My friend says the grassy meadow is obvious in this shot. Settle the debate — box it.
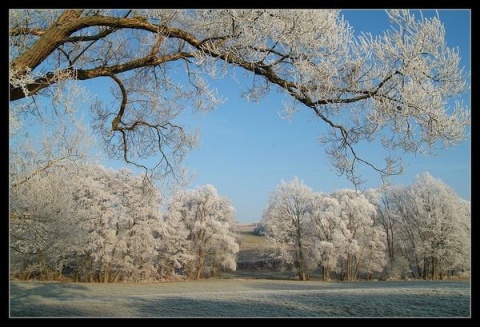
[9,224,471,318]
[10,279,470,318]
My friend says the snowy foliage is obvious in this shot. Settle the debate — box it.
[310,193,343,281]
[261,177,316,280]
[372,172,470,280]
[10,158,469,282]
[330,189,387,280]
[10,162,165,282]
[166,184,239,279]
[10,163,84,279]
[9,9,470,186]
[72,165,164,282]
[262,178,390,281]
[392,173,470,279]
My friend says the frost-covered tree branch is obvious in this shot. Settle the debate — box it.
[9,79,94,190]
[9,9,470,185]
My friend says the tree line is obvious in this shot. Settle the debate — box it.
[260,175,470,281]
[10,164,470,282]
[10,162,238,282]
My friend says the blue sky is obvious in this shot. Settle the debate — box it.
[93,9,470,224]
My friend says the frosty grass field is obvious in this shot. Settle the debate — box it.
[10,279,470,318]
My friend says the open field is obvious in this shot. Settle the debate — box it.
[10,279,470,318]
[9,226,471,318]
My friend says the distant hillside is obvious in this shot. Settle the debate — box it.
[235,223,269,263]
[236,223,260,233]
[228,223,298,279]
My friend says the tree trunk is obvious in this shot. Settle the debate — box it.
[323,266,330,282]
[389,229,395,261]
[40,254,50,280]
[298,270,307,281]
[432,257,438,280]
[346,254,353,281]
[196,250,204,280]
[87,259,95,282]
[296,235,308,281]
[10,10,84,78]
[196,264,203,280]
[353,253,362,281]
[103,263,110,283]
[386,228,394,261]
[414,254,422,279]
[113,271,121,283]
[422,257,428,280]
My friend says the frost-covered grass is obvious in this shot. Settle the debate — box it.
[10,279,470,318]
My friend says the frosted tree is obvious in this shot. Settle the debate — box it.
[452,198,471,275]
[366,188,395,262]
[10,157,171,282]
[155,214,194,280]
[9,9,470,186]
[10,161,164,282]
[9,163,84,280]
[10,97,95,280]
[367,186,415,279]
[9,64,97,280]
[166,185,239,279]
[69,164,124,282]
[310,192,343,281]
[393,172,470,279]
[261,177,316,281]
[359,226,388,279]
[331,189,386,281]
[104,168,164,282]
[71,164,164,282]
[385,185,422,278]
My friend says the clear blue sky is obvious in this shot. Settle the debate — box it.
[101,10,471,224]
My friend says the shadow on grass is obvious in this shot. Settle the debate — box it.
[10,281,91,301]
[239,278,471,292]
[9,280,471,318]
[119,290,471,318]
[10,292,470,318]
[10,281,95,318]
[129,296,302,318]
[125,284,470,318]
